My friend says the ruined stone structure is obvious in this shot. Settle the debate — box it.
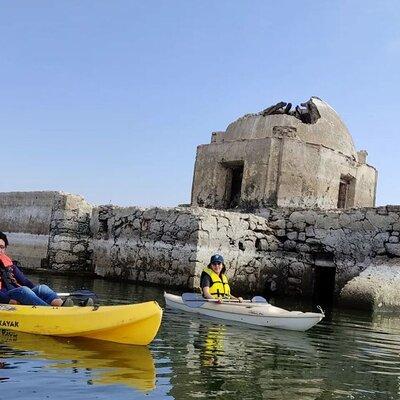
[191,97,377,210]
[0,97,397,313]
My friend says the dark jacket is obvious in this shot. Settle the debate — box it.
[0,263,34,303]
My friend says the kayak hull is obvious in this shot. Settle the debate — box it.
[0,301,162,345]
[164,293,323,331]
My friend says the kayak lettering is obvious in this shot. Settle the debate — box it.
[0,320,19,328]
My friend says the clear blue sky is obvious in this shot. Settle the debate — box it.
[1,1,399,207]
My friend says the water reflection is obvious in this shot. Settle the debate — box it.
[13,273,400,400]
[159,307,400,400]
[0,330,155,392]
[161,309,323,400]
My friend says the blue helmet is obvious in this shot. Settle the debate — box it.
[210,254,224,264]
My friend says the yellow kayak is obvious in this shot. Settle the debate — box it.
[0,301,162,345]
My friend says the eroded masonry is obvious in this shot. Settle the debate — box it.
[192,97,377,210]
[2,97,398,312]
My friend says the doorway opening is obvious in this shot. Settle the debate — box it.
[223,162,244,209]
[312,252,336,309]
[337,174,356,209]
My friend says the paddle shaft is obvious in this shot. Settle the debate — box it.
[57,290,96,298]
[181,293,268,308]
[186,298,249,304]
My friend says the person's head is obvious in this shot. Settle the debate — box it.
[209,254,225,275]
[0,232,8,254]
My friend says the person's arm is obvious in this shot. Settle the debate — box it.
[12,265,34,288]
[200,274,214,299]
[202,286,214,300]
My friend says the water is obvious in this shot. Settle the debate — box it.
[1,274,400,400]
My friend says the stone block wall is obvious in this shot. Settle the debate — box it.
[47,194,93,273]
[90,206,279,291]
[194,209,279,293]
[2,190,400,311]
[90,206,201,287]
[255,205,400,308]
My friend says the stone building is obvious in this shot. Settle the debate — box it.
[191,97,377,210]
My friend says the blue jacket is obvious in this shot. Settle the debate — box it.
[0,263,34,303]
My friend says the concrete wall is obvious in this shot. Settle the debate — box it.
[192,136,377,211]
[0,191,58,234]
[277,139,376,209]
[192,138,273,209]
[0,191,92,271]
[0,191,59,268]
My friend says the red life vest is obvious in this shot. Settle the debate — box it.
[0,253,19,290]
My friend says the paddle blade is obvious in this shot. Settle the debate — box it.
[181,293,207,308]
[251,296,268,303]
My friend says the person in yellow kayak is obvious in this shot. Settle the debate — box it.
[0,231,74,306]
[200,254,243,302]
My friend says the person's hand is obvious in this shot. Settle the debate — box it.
[238,297,244,303]
[9,299,18,305]
[216,298,223,304]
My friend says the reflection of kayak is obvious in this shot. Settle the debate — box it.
[0,301,162,345]
[0,330,155,391]
[164,293,323,331]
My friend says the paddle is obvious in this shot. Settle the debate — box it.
[57,289,97,299]
[181,293,268,308]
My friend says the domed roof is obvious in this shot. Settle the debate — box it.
[223,97,357,159]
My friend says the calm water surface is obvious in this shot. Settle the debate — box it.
[0,274,400,400]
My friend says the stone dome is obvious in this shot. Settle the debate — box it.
[224,97,357,159]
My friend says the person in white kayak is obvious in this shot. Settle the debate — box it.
[200,254,243,302]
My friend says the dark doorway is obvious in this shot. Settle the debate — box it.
[337,175,355,209]
[337,180,348,209]
[229,166,243,208]
[222,163,244,209]
[313,265,336,309]
[312,251,336,312]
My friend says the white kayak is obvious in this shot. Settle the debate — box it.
[164,293,324,331]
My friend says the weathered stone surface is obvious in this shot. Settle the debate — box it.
[191,98,377,210]
[305,226,315,237]
[47,194,93,273]
[286,231,298,241]
[340,261,400,312]
[385,243,400,257]
[4,190,400,312]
